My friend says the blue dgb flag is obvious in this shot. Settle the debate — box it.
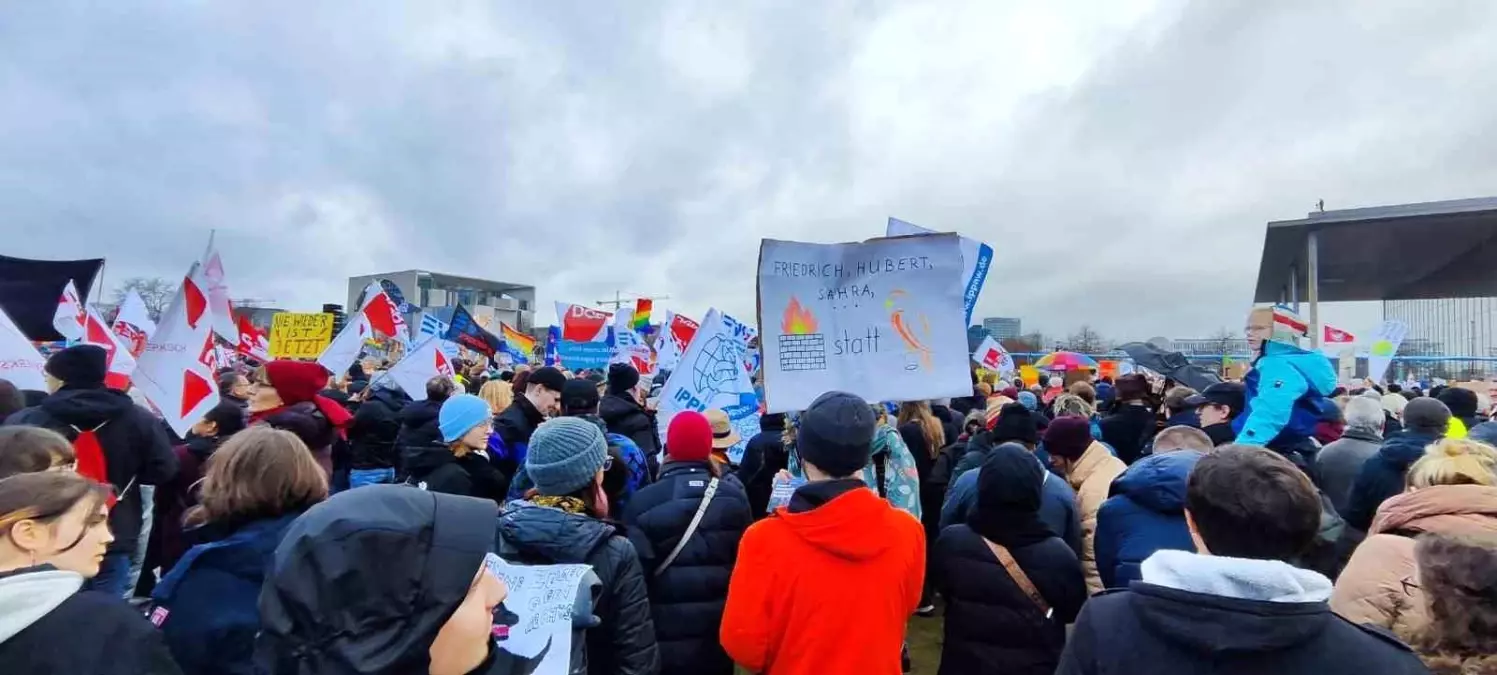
[443,304,503,357]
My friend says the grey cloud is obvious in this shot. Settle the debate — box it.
[2,1,1494,342]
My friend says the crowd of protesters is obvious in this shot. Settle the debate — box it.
[0,303,1494,674]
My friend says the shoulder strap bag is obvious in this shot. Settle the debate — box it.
[983,539,1053,620]
[654,477,719,577]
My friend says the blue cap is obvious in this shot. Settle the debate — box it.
[439,394,492,444]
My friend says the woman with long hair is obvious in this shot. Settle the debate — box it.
[1403,533,1497,673]
[499,417,659,674]
[1332,438,1497,636]
[150,427,328,675]
[0,472,180,674]
[897,400,947,616]
[478,379,514,416]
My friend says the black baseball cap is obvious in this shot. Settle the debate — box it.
[1184,382,1246,413]
[561,378,601,415]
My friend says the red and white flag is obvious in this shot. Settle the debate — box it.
[236,315,270,362]
[359,283,408,343]
[82,306,137,390]
[1321,323,1357,357]
[0,306,48,391]
[133,263,220,437]
[53,280,86,342]
[386,337,455,400]
[201,243,240,343]
[971,336,1015,375]
[317,312,372,376]
[111,289,155,358]
[555,302,612,342]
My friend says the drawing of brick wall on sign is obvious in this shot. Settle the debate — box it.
[778,296,827,371]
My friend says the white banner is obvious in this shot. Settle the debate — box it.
[112,289,156,357]
[610,309,654,374]
[53,280,86,342]
[972,335,1014,375]
[134,263,220,437]
[757,234,970,412]
[1366,320,1409,384]
[484,556,593,675]
[318,313,372,377]
[656,308,761,464]
[0,306,49,391]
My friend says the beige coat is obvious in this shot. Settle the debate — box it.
[1331,484,1497,635]
[1066,440,1128,595]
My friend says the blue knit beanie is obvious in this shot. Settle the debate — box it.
[1017,390,1039,412]
[439,394,492,443]
[526,417,608,496]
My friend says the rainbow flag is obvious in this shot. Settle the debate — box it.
[500,323,535,364]
[632,299,652,332]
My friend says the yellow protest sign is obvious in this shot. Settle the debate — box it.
[269,313,335,359]
[1019,365,1040,388]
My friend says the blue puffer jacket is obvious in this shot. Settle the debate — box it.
[151,514,302,675]
[1342,430,1442,532]
[622,462,754,675]
[1234,341,1338,448]
[1093,452,1203,590]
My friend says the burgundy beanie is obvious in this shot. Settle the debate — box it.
[1044,416,1093,460]
[666,411,714,463]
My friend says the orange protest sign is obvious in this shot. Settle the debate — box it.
[1019,365,1040,388]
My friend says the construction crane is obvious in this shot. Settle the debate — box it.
[596,291,670,311]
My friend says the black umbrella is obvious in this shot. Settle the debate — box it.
[1116,341,1225,392]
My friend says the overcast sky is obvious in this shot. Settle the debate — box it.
[4,1,1496,342]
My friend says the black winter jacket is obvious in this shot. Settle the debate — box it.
[347,388,409,470]
[737,422,787,518]
[494,396,547,478]
[497,501,660,675]
[0,567,182,675]
[403,441,509,505]
[1056,582,1428,675]
[6,387,177,555]
[393,399,443,478]
[1342,429,1443,532]
[934,525,1087,675]
[622,463,753,675]
[599,393,660,467]
[1099,404,1157,465]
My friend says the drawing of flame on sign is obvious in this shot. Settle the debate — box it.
[781,296,819,334]
[885,289,932,370]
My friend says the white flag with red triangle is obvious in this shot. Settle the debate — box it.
[82,306,137,390]
[111,289,155,358]
[385,337,455,401]
[133,263,220,437]
[201,243,240,343]
[53,280,86,342]
[317,312,372,377]
[0,306,49,391]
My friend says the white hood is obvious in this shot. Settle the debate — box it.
[1141,549,1332,603]
[0,568,84,643]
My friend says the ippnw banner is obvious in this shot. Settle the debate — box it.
[886,217,993,325]
[756,233,970,413]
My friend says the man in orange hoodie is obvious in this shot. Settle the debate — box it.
[721,391,925,675]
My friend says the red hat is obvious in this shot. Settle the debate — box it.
[263,360,352,429]
[666,411,714,463]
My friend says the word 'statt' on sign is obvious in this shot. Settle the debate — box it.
[269,313,335,359]
[756,233,972,413]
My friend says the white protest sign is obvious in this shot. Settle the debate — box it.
[484,556,592,675]
[757,234,970,413]
[0,306,49,391]
[887,217,994,325]
[657,308,761,464]
[1366,320,1409,383]
[971,335,1014,375]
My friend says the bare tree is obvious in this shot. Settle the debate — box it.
[1064,325,1108,354]
[1008,331,1051,354]
[1206,326,1240,357]
[112,277,177,322]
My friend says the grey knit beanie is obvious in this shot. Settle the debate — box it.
[526,417,609,496]
[1403,397,1452,435]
